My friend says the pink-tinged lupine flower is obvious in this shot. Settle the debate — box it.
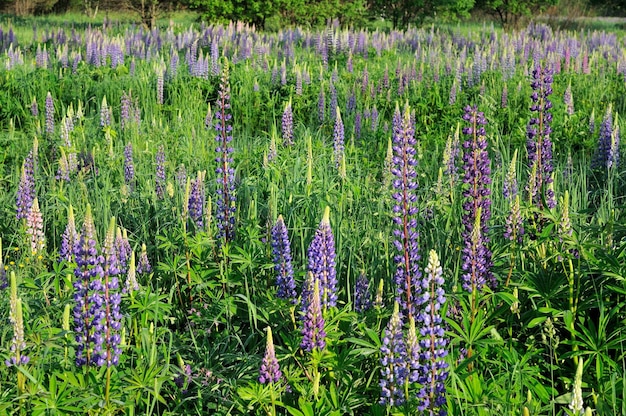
[259,326,282,384]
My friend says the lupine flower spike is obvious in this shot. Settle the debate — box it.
[300,275,326,352]
[379,302,407,406]
[259,326,282,384]
[137,243,152,274]
[354,271,372,313]
[307,206,337,310]
[271,215,297,303]
[391,103,421,317]
[282,99,294,146]
[26,198,45,257]
[6,272,29,368]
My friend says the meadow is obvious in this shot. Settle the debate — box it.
[0,14,625,415]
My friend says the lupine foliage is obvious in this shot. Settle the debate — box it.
[0,16,625,416]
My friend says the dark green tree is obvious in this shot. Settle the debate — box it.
[473,0,560,29]
[367,0,474,28]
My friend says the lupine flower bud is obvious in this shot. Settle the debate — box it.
[137,243,151,274]
[569,358,584,415]
[45,91,54,137]
[282,99,294,146]
[124,143,135,191]
[155,145,166,200]
[6,272,28,367]
[26,198,45,257]
[333,107,344,169]
[259,326,282,384]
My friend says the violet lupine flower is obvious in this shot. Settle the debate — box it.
[188,171,206,230]
[73,205,105,367]
[353,271,372,313]
[26,198,45,257]
[379,302,407,406]
[307,207,337,310]
[333,107,345,169]
[593,106,616,170]
[6,274,28,367]
[564,83,574,116]
[156,67,164,105]
[390,103,421,316]
[44,92,54,137]
[120,143,134,192]
[155,145,166,200]
[115,227,131,274]
[460,105,493,293]
[16,161,34,223]
[259,326,282,384]
[214,60,236,243]
[282,100,294,146]
[318,88,325,123]
[416,250,448,414]
[608,116,620,170]
[355,112,362,140]
[120,91,132,130]
[101,220,122,367]
[60,205,77,262]
[136,243,151,274]
[300,275,326,352]
[526,64,555,210]
[31,97,38,117]
[100,96,111,128]
[271,215,297,303]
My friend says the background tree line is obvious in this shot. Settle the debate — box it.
[1,0,625,31]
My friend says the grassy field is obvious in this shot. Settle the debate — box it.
[0,13,625,415]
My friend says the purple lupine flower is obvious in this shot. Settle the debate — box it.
[31,97,38,117]
[45,92,54,137]
[333,107,344,169]
[300,275,326,352]
[442,125,460,182]
[354,271,372,313]
[16,152,36,220]
[390,103,421,316]
[503,149,518,200]
[156,66,164,105]
[355,112,362,140]
[271,215,297,303]
[120,91,132,130]
[123,143,135,191]
[282,100,294,146]
[100,96,111,128]
[318,88,325,123]
[136,243,151,274]
[593,106,616,169]
[608,116,620,170]
[416,250,448,414]
[214,60,236,243]
[188,171,206,230]
[564,83,574,116]
[101,220,122,367]
[6,275,28,367]
[307,207,337,310]
[526,64,555,210]
[73,205,105,367]
[379,302,407,406]
[461,105,493,293]
[259,326,282,384]
[155,145,166,200]
[115,227,131,274]
[26,198,45,257]
[60,205,77,262]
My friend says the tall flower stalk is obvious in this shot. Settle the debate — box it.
[307,206,337,310]
[300,275,326,352]
[379,302,407,406]
[460,105,493,298]
[155,145,166,200]
[390,103,420,317]
[214,59,236,244]
[526,64,555,211]
[271,215,297,303]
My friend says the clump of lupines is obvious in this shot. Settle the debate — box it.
[72,205,105,367]
[460,105,493,293]
[333,107,344,169]
[379,302,407,406]
[307,206,337,310]
[137,243,152,274]
[354,271,372,313]
[390,103,421,316]
[45,91,54,137]
[16,151,36,220]
[282,99,294,146]
[271,215,297,303]
[526,64,555,210]
[259,326,282,384]
[300,275,326,352]
[124,143,135,191]
[26,198,45,257]
[416,250,448,414]
[6,272,29,367]
[214,60,236,243]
